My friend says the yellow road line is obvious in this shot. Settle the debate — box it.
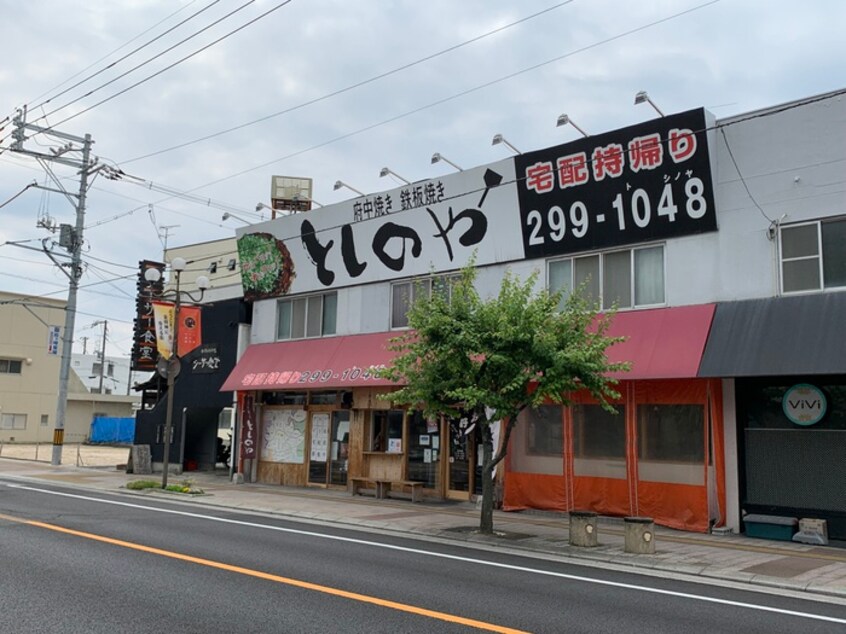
[0,513,529,634]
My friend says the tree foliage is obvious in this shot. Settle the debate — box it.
[379,264,629,533]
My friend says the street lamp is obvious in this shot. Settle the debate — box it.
[144,257,209,489]
[333,180,365,197]
[379,167,411,185]
[634,90,665,117]
[491,134,521,155]
[430,152,463,171]
[222,212,252,224]
[556,114,589,137]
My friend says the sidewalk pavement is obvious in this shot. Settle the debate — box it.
[2,457,846,602]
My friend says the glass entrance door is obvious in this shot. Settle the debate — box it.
[329,410,350,486]
[307,410,349,487]
[447,420,476,499]
[407,412,439,489]
[308,412,330,485]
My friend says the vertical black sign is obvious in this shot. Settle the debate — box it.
[515,108,717,258]
[130,260,165,371]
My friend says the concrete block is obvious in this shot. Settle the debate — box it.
[624,516,656,554]
[569,510,599,547]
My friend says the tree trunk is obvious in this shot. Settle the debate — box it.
[478,425,495,534]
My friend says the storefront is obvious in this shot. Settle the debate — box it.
[503,303,726,533]
[223,330,494,500]
[699,293,846,540]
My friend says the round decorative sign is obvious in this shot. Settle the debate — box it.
[782,384,827,426]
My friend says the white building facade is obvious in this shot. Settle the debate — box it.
[223,89,846,537]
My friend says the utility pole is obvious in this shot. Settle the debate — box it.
[11,106,95,466]
[80,336,89,355]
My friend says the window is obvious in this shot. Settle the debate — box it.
[572,404,625,459]
[637,404,704,464]
[391,274,460,329]
[309,391,338,405]
[1,413,26,430]
[781,217,846,292]
[526,405,563,456]
[369,410,404,452]
[276,292,337,340]
[0,359,23,374]
[41,415,49,427]
[548,245,664,310]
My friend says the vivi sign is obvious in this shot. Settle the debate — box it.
[782,383,827,426]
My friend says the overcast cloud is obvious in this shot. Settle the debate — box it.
[1,0,844,356]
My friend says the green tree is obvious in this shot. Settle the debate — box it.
[379,265,628,534]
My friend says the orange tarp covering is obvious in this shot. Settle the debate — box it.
[503,473,566,511]
[571,476,630,518]
[503,378,726,533]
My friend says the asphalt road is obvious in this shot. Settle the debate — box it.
[1,478,845,634]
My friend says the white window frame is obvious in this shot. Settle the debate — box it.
[1,413,27,430]
[390,274,461,330]
[276,291,338,341]
[547,244,666,310]
[780,217,846,294]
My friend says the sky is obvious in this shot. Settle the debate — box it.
[1,0,844,359]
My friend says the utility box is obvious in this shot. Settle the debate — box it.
[743,514,798,541]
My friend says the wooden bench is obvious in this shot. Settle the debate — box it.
[350,477,424,503]
[375,479,424,503]
[350,476,377,498]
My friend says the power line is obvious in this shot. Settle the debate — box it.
[28,0,251,126]
[0,148,260,230]
[719,127,772,223]
[27,0,223,114]
[23,0,727,244]
[22,0,202,108]
[18,0,294,142]
[186,0,724,192]
[0,182,36,208]
[121,0,577,164]
[217,90,846,251]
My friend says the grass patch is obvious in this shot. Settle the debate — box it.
[126,479,204,494]
[126,480,159,490]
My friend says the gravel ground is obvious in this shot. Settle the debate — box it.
[0,443,130,468]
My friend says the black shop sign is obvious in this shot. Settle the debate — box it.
[515,108,717,258]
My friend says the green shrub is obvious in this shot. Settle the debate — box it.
[125,479,203,494]
[126,480,159,490]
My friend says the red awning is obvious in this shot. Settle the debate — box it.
[222,304,715,392]
[221,331,401,392]
[603,304,716,379]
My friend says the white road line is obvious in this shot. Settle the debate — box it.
[5,482,846,625]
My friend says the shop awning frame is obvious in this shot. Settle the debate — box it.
[221,331,400,392]
[698,293,846,377]
[222,303,716,393]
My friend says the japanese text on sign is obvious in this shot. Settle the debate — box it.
[516,108,717,258]
[239,365,387,388]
